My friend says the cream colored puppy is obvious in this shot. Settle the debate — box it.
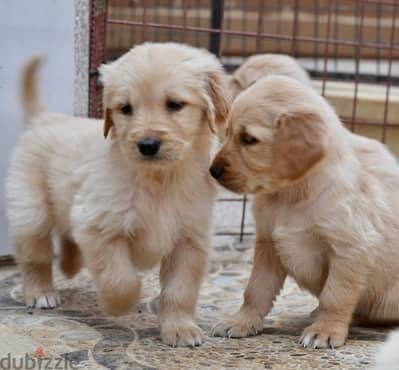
[228,54,312,99]
[210,75,399,348]
[6,42,230,347]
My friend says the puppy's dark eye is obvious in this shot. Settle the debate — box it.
[120,104,133,115]
[166,100,185,112]
[241,133,258,145]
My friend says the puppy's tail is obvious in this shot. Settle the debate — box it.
[21,56,46,122]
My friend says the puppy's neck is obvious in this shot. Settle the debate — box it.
[267,179,314,205]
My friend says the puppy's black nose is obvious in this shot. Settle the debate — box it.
[210,164,224,180]
[137,138,161,157]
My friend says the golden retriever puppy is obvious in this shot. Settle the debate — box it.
[6,42,230,347]
[228,54,312,99]
[210,75,399,348]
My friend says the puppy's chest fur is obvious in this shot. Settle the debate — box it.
[127,201,179,269]
[256,200,329,295]
[128,191,194,268]
[73,163,216,270]
[130,180,215,268]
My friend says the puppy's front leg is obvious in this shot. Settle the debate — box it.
[82,237,141,315]
[299,251,366,349]
[159,236,208,347]
[213,237,286,338]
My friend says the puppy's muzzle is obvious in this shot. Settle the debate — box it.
[137,138,161,157]
[209,164,225,180]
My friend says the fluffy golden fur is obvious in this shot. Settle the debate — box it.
[6,42,231,347]
[210,75,399,348]
[228,54,312,99]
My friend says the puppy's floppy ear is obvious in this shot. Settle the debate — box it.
[272,110,328,182]
[205,71,232,134]
[99,64,115,139]
[104,108,114,139]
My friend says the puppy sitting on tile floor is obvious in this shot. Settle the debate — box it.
[6,42,230,347]
[210,74,399,349]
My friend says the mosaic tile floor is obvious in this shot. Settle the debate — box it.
[0,237,393,369]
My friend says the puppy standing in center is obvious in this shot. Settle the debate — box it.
[210,75,399,348]
[6,43,231,347]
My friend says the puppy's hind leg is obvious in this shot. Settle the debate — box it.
[14,235,60,309]
[22,252,60,309]
[373,282,399,323]
[8,184,60,309]
[59,237,83,278]
[355,283,399,326]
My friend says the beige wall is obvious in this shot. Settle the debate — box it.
[0,0,75,256]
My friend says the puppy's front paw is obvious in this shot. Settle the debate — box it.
[25,291,61,309]
[299,320,348,349]
[212,310,264,338]
[161,318,203,347]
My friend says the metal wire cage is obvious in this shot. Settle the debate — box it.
[88,0,399,242]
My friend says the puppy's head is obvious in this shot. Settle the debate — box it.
[99,43,230,168]
[210,76,329,194]
[228,54,313,99]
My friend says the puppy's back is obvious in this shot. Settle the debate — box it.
[351,133,399,190]
[8,57,106,231]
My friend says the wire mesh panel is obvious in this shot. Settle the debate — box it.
[89,0,399,241]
